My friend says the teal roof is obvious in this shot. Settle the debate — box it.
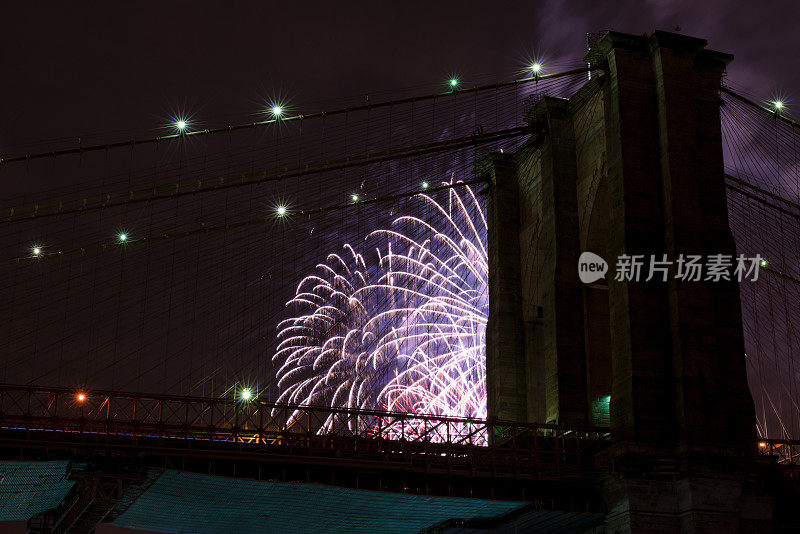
[110,470,525,534]
[0,461,75,521]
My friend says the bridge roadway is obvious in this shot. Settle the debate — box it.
[0,384,612,505]
[0,384,796,505]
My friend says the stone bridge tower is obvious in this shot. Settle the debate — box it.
[480,31,767,532]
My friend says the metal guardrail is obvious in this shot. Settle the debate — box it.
[0,384,614,483]
[758,438,800,467]
[2,384,795,489]
[0,383,609,447]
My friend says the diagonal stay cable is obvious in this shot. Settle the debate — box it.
[721,86,800,129]
[0,68,588,165]
[2,179,488,265]
[0,126,527,224]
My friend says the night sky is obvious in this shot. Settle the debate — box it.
[0,2,797,427]
[3,0,799,171]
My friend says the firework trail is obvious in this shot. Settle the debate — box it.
[274,180,488,440]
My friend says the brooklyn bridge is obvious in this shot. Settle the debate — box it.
[1,29,799,533]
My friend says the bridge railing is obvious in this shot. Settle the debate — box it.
[0,384,610,451]
[758,439,800,467]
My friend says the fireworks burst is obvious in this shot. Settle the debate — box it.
[274,181,488,439]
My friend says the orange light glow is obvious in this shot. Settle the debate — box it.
[76,393,86,402]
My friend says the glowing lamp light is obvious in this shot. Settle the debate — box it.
[760,258,768,268]
[773,100,784,111]
[758,441,767,448]
[271,105,282,117]
[240,388,253,401]
[76,393,86,402]
[276,205,287,216]
[176,120,187,130]
[32,247,41,256]
[449,78,459,88]
[351,193,360,202]
[118,233,128,242]
[531,62,542,74]
[421,181,429,190]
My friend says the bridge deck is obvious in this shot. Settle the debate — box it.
[2,384,796,501]
[0,384,611,501]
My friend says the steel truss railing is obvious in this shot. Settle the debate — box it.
[0,383,607,445]
[758,439,800,467]
[2,384,796,482]
[0,384,611,480]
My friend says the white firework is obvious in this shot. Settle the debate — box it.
[274,181,487,440]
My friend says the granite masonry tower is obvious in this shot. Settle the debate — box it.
[479,30,769,532]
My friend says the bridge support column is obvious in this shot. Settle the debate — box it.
[480,153,528,423]
[480,97,591,427]
[520,98,589,426]
[650,32,755,451]
[591,30,765,533]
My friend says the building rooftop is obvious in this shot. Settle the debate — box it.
[0,462,605,533]
[107,470,526,534]
[0,461,75,521]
